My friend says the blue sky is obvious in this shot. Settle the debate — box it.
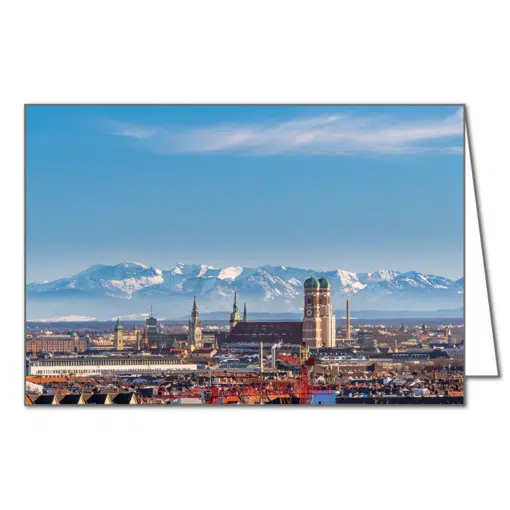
[26,105,464,282]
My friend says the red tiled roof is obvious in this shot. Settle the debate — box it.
[227,321,303,344]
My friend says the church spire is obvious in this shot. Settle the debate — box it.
[114,317,123,332]
[188,296,202,348]
[229,289,241,331]
[243,302,247,322]
[191,296,199,322]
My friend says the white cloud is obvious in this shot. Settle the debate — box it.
[109,121,155,139]
[108,108,464,156]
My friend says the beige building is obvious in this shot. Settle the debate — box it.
[302,275,336,348]
[113,320,142,351]
[114,318,124,350]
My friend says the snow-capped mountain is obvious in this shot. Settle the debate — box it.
[36,314,98,323]
[27,262,164,299]
[26,262,464,320]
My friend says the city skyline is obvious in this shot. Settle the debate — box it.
[26,105,464,282]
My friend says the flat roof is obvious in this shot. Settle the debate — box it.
[30,355,185,362]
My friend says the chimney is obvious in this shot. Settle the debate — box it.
[346,300,351,340]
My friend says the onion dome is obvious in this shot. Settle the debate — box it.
[114,318,124,331]
[304,276,320,289]
[318,275,331,289]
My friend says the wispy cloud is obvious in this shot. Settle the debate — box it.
[108,108,464,156]
[108,121,155,140]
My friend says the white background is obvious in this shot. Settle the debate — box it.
[1,1,508,509]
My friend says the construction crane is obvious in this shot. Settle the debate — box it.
[298,342,315,404]
[276,353,300,365]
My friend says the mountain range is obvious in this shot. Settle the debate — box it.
[27,262,464,321]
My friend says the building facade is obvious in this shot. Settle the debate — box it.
[187,296,203,348]
[26,333,87,354]
[146,314,160,346]
[226,277,336,348]
[302,276,322,347]
[318,275,336,348]
[114,318,124,350]
[28,355,198,377]
[302,275,336,348]
[358,330,378,350]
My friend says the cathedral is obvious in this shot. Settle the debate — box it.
[302,275,336,348]
[226,276,337,348]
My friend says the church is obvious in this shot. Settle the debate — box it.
[226,275,336,348]
[302,275,336,348]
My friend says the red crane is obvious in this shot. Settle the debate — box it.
[298,342,315,404]
[276,353,300,365]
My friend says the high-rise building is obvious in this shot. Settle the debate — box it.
[243,303,247,322]
[146,312,159,347]
[229,290,241,331]
[188,296,202,348]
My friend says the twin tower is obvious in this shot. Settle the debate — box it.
[190,275,336,350]
[303,275,336,348]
